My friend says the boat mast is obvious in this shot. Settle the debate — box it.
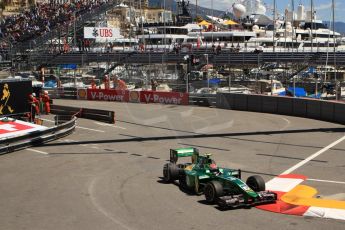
[311,0,313,52]
[164,0,166,50]
[211,0,214,44]
[332,0,337,100]
[273,0,276,52]
[291,0,295,49]
[196,0,198,18]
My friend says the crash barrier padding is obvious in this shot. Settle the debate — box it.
[0,116,77,155]
[51,105,115,124]
[189,93,217,107]
[306,100,321,119]
[234,94,248,110]
[277,97,293,115]
[217,93,345,125]
[334,103,345,124]
[320,101,334,122]
[293,98,307,117]
[247,95,262,112]
[262,96,278,113]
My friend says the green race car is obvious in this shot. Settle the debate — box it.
[163,147,277,208]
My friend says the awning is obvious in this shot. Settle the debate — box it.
[223,20,238,25]
[198,20,211,26]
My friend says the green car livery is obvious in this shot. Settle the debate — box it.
[163,147,277,208]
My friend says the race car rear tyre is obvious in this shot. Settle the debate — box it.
[163,163,179,183]
[204,181,223,203]
[246,175,265,192]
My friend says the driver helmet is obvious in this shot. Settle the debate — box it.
[210,163,218,170]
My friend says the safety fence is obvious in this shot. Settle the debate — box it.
[44,86,345,125]
[44,87,190,106]
[0,116,77,155]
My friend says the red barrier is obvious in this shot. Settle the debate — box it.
[140,91,189,105]
[86,89,189,105]
[87,89,129,102]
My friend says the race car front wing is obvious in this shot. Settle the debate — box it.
[217,191,277,208]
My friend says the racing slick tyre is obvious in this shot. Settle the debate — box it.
[163,163,179,183]
[179,175,189,191]
[204,181,224,203]
[246,175,265,192]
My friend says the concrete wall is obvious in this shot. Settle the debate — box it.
[217,93,345,125]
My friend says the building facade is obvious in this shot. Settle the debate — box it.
[119,0,148,9]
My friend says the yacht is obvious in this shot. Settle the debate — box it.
[137,24,201,51]
[190,1,345,53]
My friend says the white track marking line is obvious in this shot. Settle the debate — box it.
[41,118,105,132]
[27,148,49,155]
[94,122,126,130]
[76,126,105,133]
[307,178,345,185]
[281,135,345,175]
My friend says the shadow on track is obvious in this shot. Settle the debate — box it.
[42,127,345,149]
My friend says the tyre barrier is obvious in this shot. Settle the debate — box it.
[217,93,345,125]
[51,105,115,124]
[0,116,77,155]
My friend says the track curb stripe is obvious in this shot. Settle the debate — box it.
[257,174,345,221]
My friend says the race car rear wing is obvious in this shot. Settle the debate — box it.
[170,147,199,163]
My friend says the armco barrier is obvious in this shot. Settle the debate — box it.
[217,93,345,125]
[43,87,77,99]
[51,104,115,124]
[0,116,77,155]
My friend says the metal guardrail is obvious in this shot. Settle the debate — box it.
[43,87,77,99]
[51,104,115,124]
[0,116,77,155]
[0,101,115,154]
[28,51,345,66]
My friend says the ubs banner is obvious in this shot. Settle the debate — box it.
[0,80,32,116]
[84,27,121,41]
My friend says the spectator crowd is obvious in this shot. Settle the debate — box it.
[0,0,109,44]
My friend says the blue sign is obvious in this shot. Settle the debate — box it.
[307,66,316,73]
[60,64,77,70]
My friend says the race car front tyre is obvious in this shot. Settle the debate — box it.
[179,175,188,190]
[204,180,223,203]
[246,175,265,192]
[163,163,179,183]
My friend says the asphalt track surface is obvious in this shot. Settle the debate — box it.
[1,99,345,230]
